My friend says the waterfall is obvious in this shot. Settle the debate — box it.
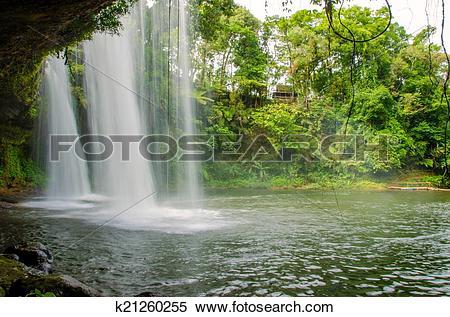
[82,0,202,207]
[146,0,170,198]
[83,4,156,208]
[174,0,202,204]
[28,0,203,216]
[24,0,225,232]
[43,56,91,200]
[146,0,202,204]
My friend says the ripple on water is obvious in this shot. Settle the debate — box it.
[1,190,450,296]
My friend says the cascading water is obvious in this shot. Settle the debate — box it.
[82,0,202,206]
[146,0,202,204]
[83,5,156,208]
[174,0,202,204]
[25,0,224,233]
[146,0,170,197]
[43,57,91,200]
[21,56,92,210]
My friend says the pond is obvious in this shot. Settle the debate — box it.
[1,190,449,296]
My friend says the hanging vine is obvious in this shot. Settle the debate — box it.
[323,0,392,133]
[441,0,450,177]
[425,0,437,87]
[281,0,293,14]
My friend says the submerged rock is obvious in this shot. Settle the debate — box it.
[0,196,20,204]
[0,202,14,209]
[4,242,53,274]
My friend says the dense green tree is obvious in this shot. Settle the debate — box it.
[195,2,449,187]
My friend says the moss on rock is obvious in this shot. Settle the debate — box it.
[9,275,102,297]
[0,256,30,293]
[0,256,102,297]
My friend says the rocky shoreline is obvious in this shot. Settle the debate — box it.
[0,191,36,210]
[0,242,102,297]
[0,194,103,297]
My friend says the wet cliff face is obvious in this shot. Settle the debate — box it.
[0,0,119,129]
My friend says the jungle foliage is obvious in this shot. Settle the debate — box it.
[185,0,450,188]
